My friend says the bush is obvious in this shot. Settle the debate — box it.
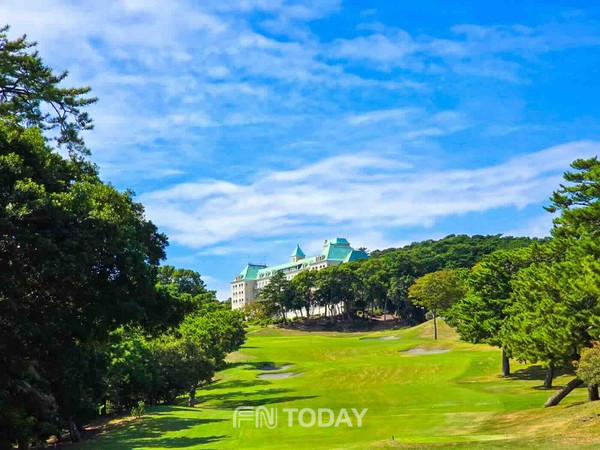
[577,342,600,386]
[130,401,145,419]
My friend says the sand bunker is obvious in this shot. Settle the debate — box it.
[258,372,303,380]
[401,348,449,355]
[361,336,399,341]
[257,364,294,371]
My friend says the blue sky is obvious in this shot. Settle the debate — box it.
[4,1,600,298]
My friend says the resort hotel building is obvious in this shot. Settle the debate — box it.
[231,238,368,310]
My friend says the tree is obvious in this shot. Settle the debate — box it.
[179,308,245,406]
[332,264,360,321]
[153,266,217,331]
[500,246,583,388]
[157,265,208,296]
[504,158,600,405]
[0,119,166,446]
[291,270,317,318]
[409,269,466,340]
[148,335,213,406]
[0,26,96,155]
[256,271,292,322]
[446,247,536,376]
[104,328,155,411]
[356,259,387,320]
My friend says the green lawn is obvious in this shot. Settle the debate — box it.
[78,321,600,449]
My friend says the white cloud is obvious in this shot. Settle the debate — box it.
[1,0,424,182]
[347,108,417,125]
[505,213,555,238]
[3,1,594,186]
[141,140,599,250]
[329,21,600,81]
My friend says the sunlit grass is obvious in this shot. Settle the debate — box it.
[78,321,600,449]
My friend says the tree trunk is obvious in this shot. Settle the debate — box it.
[501,348,510,377]
[432,311,438,340]
[545,377,584,407]
[588,384,599,402]
[68,417,81,443]
[188,385,197,407]
[543,363,555,388]
[383,297,388,322]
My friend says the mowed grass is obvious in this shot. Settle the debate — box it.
[78,321,600,449]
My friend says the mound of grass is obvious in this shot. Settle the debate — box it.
[77,321,599,449]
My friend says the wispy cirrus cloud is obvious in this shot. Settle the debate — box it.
[329,21,600,81]
[4,2,599,295]
[141,140,599,251]
[3,1,597,185]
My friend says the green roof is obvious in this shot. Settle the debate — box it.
[256,256,320,278]
[343,249,369,262]
[234,238,368,281]
[329,237,349,245]
[237,263,267,281]
[291,245,305,257]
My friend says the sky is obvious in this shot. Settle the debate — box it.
[3,0,600,299]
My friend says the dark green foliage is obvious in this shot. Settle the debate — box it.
[0,26,97,155]
[447,246,540,347]
[369,234,538,323]
[0,359,58,449]
[370,234,539,268]
[0,28,246,447]
[104,328,217,409]
[152,266,218,332]
[263,235,536,324]
[148,334,213,405]
[546,157,600,241]
[179,308,246,365]
[0,123,169,447]
[501,158,600,372]
[157,265,208,296]
[104,329,155,411]
[290,270,317,317]
[256,271,293,322]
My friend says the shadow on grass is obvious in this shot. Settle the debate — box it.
[91,411,228,449]
[225,360,271,370]
[214,393,317,410]
[505,365,578,389]
[204,379,270,390]
[197,387,293,403]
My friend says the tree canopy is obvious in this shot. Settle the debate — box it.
[408,269,466,339]
[0,26,96,155]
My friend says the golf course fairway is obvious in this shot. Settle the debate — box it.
[78,321,600,449]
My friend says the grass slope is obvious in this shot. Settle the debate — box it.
[78,321,600,449]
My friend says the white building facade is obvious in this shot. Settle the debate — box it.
[231,238,368,310]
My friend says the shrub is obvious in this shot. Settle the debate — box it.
[577,342,600,386]
[130,401,145,419]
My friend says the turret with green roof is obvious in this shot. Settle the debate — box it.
[291,244,305,262]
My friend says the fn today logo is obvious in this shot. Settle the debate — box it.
[233,406,368,429]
